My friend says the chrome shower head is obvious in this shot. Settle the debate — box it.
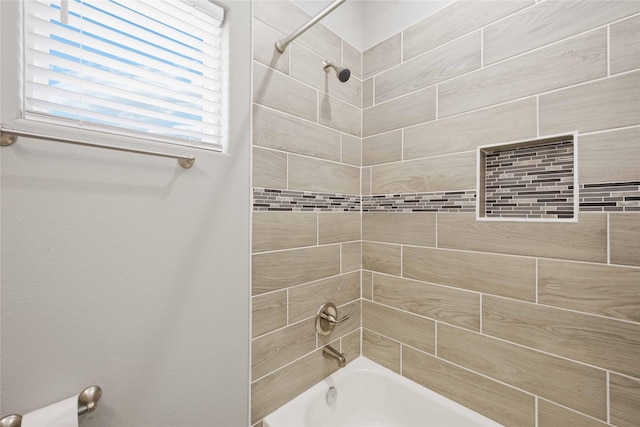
[323,60,351,83]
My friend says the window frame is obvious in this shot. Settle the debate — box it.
[1,0,230,153]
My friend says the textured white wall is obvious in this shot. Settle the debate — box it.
[0,1,251,426]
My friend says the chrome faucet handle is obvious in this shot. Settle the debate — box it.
[316,302,350,335]
[320,312,349,324]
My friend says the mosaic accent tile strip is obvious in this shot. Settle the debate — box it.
[484,139,575,219]
[579,181,640,212]
[252,182,638,214]
[253,188,360,212]
[362,190,476,212]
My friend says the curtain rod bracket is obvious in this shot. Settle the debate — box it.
[1,133,17,146]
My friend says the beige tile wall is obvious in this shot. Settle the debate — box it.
[251,1,640,426]
[250,1,362,424]
[359,1,640,426]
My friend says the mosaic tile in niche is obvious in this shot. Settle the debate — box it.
[480,136,576,220]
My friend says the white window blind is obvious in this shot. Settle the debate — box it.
[23,0,225,150]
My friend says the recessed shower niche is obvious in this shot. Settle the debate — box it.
[477,133,578,222]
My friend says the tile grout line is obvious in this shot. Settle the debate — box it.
[607,25,611,77]
[479,294,483,333]
[286,289,290,326]
[607,213,611,265]
[536,95,540,137]
[434,322,438,357]
[435,84,439,120]
[606,370,611,424]
[480,27,484,69]
[535,258,539,304]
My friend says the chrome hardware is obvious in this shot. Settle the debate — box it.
[326,386,338,405]
[323,345,346,368]
[0,128,195,169]
[316,302,349,336]
[0,385,102,427]
[275,0,347,53]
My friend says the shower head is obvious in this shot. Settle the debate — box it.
[323,60,351,83]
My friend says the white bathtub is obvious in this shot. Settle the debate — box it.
[264,356,502,427]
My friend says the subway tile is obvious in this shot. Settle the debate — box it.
[483,295,640,378]
[290,44,361,108]
[361,167,371,196]
[538,399,609,427]
[363,300,435,354]
[484,1,640,65]
[538,259,640,322]
[363,86,436,137]
[403,0,533,61]
[252,147,287,189]
[341,329,361,364]
[253,0,342,62]
[438,213,607,262]
[404,247,535,301]
[252,291,287,338]
[437,324,607,420]
[362,212,436,247]
[318,300,361,346]
[252,18,289,75]
[342,40,362,80]
[539,71,640,134]
[318,93,361,136]
[288,271,360,323]
[341,134,361,167]
[610,14,640,75]
[253,104,341,162]
[251,346,338,424]
[362,130,402,166]
[371,151,476,194]
[341,242,361,273]
[363,33,401,78]
[362,270,373,300]
[288,154,360,195]
[373,273,480,331]
[362,329,400,373]
[251,318,316,380]
[402,346,536,427]
[361,242,401,276]
[610,373,640,427]
[252,212,317,253]
[318,212,361,244]
[376,31,481,104]
[404,98,537,160]
[253,62,317,122]
[439,28,607,117]
[610,214,640,267]
[579,127,640,184]
[252,245,340,295]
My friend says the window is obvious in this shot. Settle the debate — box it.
[22,0,225,150]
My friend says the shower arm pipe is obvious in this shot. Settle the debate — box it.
[275,0,347,53]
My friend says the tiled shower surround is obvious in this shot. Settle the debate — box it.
[483,139,575,218]
[250,1,640,426]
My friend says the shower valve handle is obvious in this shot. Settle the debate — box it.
[316,302,349,335]
[321,312,350,324]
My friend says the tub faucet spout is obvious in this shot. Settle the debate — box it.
[323,345,346,368]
